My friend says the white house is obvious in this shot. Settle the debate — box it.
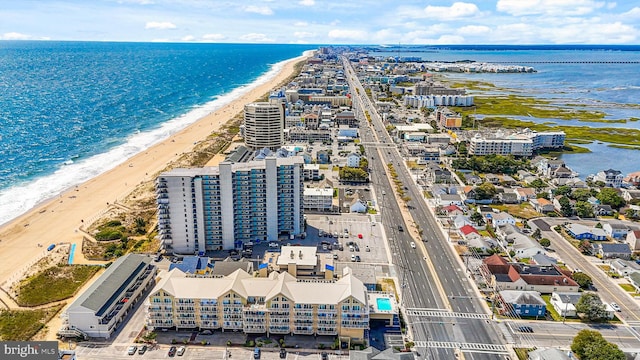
[626,230,640,251]
[346,153,362,168]
[490,212,516,227]
[437,193,464,207]
[602,222,629,239]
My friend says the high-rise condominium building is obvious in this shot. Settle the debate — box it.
[157,157,304,254]
[244,96,286,150]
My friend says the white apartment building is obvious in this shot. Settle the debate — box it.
[157,157,304,253]
[468,131,566,156]
[303,188,333,211]
[403,94,474,108]
[244,99,285,150]
[146,268,369,341]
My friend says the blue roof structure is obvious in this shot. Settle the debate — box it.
[169,256,211,274]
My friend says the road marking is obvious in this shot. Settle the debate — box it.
[413,341,509,354]
[405,308,491,319]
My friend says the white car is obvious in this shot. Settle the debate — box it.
[351,254,356,262]
[177,346,186,356]
[127,346,137,355]
[268,242,279,248]
[410,242,416,249]
[610,303,621,312]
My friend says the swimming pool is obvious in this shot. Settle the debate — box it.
[376,297,392,311]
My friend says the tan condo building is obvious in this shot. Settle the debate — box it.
[146,267,370,342]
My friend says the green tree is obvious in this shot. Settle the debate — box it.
[529,178,548,191]
[532,228,541,240]
[475,182,497,200]
[558,196,573,216]
[575,293,607,321]
[575,201,595,218]
[555,185,571,197]
[570,188,594,202]
[539,238,551,248]
[470,211,485,226]
[571,329,625,360]
[596,188,626,209]
[579,240,593,255]
[572,272,593,289]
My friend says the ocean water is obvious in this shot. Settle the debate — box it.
[0,41,315,226]
[372,45,640,178]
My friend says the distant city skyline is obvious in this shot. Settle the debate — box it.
[1,0,639,44]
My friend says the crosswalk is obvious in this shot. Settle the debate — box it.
[413,341,509,354]
[405,308,491,320]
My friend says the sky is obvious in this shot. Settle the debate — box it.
[1,0,639,44]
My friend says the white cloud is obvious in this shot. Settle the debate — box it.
[456,25,491,35]
[0,32,33,40]
[423,2,481,20]
[181,35,195,41]
[244,5,274,15]
[145,21,177,30]
[294,21,309,26]
[117,0,154,4]
[202,33,226,41]
[496,0,605,16]
[622,7,640,18]
[239,33,274,42]
[606,2,617,9]
[541,21,636,44]
[327,29,368,41]
[293,31,315,38]
[299,0,315,6]
[406,33,465,45]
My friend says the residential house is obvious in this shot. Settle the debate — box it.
[498,290,546,317]
[482,255,578,294]
[531,253,558,266]
[564,223,607,241]
[530,198,554,213]
[551,166,574,179]
[550,292,581,318]
[594,205,613,217]
[491,212,517,227]
[436,193,464,207]
[467,236,499,253]
[459,225,481,241]
[595,243,631,260]
[609,259,640,277]
[168,256,212,275]
[594,169,623,188]
[553,177,586,188]
[316,150,330,164]
[441,204,465,217]
[346,153,362,168]
[552,196,575,213]
[602,222,629,239]
[350,198,368,214]
[500,175,517,187]
[528,348,571,360]
[462,173,482,185]
[626,230,640,251]
[628,272,640,293]
[485,174,501,185]
[586,196,600,206]
[498,191,519,204]
[514,188,536,202]
[622,189,640,203]
[453,214,474,229]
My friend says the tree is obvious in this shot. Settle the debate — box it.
[570,188,594,202]
[575,201,595,218]
[532,228,542,240]
[572,329,625,360]
[539,238,551,248]
[596,188,625,209]
[555,185,571,197]
[470,211,485,226]
[558,196,573,217]
[575,293,608,321]
[529,179,548,191]
[572,272,593,289]
[475,182,497,200]
[579,240,593,255]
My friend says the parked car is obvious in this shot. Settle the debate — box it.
[410,242,416,249]
[138,345,147,355]
[333,254,338,260]
[355,255,361,262]
[610,303,621,312]
[398,225,403,232]
[168,346,177,357]
[365,246,370,252]
[351,254,356,262]
[127,346,137,355]
[358,233,363,239]
[280,349,287,359]
[177,346,185,356]
[254,347,261,359]
[269,242,279,248]
[321,352,328,360]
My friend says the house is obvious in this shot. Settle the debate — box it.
[530,198,554,213]
[594,205,613,216]
[622,189,640,203]
[602,222,629,239]
[531,253,558,266]
[346,153,362,168]
[316,150,330,164]
[463,173,482,185]
[467,236,499,253]
[552,166,574,179]
[168,256,212,275]
[485,174,501,185]
[552,196,575,213]
[491,212,516,227]
[550,292,582,318]
[498,290,546,317]
[453,214,475,229]
[482,255,578,294]
[626,230,640,251]
[514,188,536,202]
[501,175,517,187]
[609,259,640,277]
[628,272,640,293]
[512,236,544,259]
[459,224,481,241]
[594,168,623,188]
[595,243,631,260]
[441,204,465,217]
[437,193,464,207]
[564,223,607,241]
[498,191,519,204]
[528,348,571,360]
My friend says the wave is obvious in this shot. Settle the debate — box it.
[0,52,306,227]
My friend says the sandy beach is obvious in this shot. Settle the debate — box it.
[0,52,310,289]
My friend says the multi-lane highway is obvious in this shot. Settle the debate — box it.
[343,57,508,359]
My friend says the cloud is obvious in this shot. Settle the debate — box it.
[496,0,605,16]
[294,21,309,26]
[117,0,154,4]
[0,32,33,40]
[423,2,481,20]
[244,5,274,15]
[181,35,195,41]
[622,7,640,18]
[540,21,636,44]
[239,33,274,42]
[327,29,368,41]
[456,25,491,35]
[299,0,315,6]
[202,33,226,41]
[145,21,177,30]
[293,31,315,38]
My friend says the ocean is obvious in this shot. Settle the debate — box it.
[371,45,640,178]
[0,41,315,226]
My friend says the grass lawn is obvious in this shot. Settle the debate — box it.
[514,348,535,360]
[597,265,612,272]
[619,283,636,292]
[490,204,542,220]
[541,294,563,322]
[0,304,64,340]
[16,264,102,307]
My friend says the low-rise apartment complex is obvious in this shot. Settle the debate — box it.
[468,130,565,156]
[146,268,369,341]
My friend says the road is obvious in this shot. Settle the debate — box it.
[343,58,508,359]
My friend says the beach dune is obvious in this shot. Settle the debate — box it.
[0,52,310,288]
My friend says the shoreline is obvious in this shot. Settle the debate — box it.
[0,50,313,286]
